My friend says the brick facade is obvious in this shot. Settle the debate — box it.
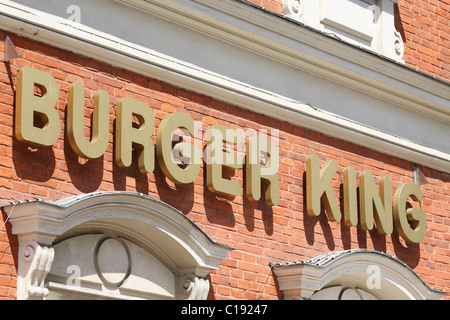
[395,0,450,81]
[0,25,448,300]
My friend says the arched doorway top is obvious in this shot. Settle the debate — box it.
[3,191,233,300]
[271,249,446,300]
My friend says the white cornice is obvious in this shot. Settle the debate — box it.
[119,0,449,121]
[0,0,448,172]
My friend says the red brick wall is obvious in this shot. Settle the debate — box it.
[246,0,283,13]
[246,0,450,82]
[0,31,448,300]
[395,0,450,81]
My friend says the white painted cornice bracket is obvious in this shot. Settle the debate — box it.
[379,0,404,61]
[19,241,55,300]
[282,0,404,62]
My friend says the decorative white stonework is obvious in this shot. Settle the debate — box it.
[47,234,178,299]
[18,241,55,300]
[282,0,303,19]
[282,0,404,62]
[394,28,404,58]
[271,249,446,300]
[93,236,132,288]
[182,274,211,300]
[310,286,378,300]
[3,192,233,300]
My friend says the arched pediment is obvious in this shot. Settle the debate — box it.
[271,249,446,300]
[3,191,233,300]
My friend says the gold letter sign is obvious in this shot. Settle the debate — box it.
[156,112,201,184]
[306,154,341,221]
[15,66,61,146]
[67,82,110,159]
[206,125,242,197]
[116,97,155,173]
[394,182,426,243]
[305,154,426,243]
[359,171,393,235]
[246,136,280,206]
[14,67,430,242]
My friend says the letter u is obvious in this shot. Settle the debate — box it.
[67,82,110,159]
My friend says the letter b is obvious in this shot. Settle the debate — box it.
[15,67,61,146]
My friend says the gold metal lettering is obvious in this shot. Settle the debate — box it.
[156,112,201,184]
[15,66,60,146]
[67,82,110,159]
[359,171,393,235]
[305,154,341,221]
[343,166,358,227]
[394,182,426,243]
[14,70,432,238]
[246,136,279,206]
[115,97,155,173]
[206,125,241,196]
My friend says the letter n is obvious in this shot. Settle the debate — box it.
[359,171,393,235]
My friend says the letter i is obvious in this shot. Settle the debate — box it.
[343,166,358,227]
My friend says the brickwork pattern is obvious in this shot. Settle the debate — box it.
[0,31,448,300]
[395,0,450,81]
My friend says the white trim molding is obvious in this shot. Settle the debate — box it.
[2,192,232,300]
[282,0,405,62]
[0,0,449,172]
[271,249,446,300]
